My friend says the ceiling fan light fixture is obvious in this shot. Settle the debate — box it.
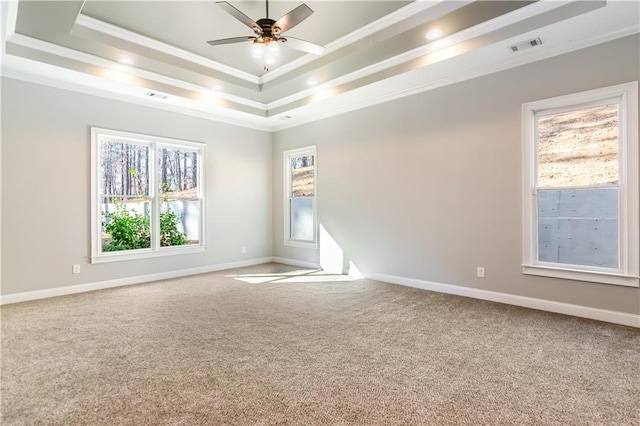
[252,42,265,58]
[267,41,279,56]
[252,38,279,68]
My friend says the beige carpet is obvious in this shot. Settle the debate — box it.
[1,263,639,425]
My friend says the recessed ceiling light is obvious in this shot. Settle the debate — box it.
[211,84,222,91]
[117,57,134,65]
[425,30,443,40]
[307,79,318,86]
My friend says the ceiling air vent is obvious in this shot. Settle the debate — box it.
[509,37,542,53]
[145,91,168,100]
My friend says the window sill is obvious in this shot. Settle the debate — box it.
[522,264,639,287]
[91,246,206,264]
[284,240,318,249]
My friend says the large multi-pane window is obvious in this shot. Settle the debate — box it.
[522,82,638,286]
[91,128,205,262]
[284,146,317,247]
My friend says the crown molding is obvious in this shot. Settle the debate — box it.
[269,22,640,132]
[267,0,574,111]
[3,0,638,133]
[1,54,272,131]
[74,13,261,85]
[7,32,267,112]
[261,0,467,83]
[75,2,456,87]
[5,21,636,134]
[2,0,18,45]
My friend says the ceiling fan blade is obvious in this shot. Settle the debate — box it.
[216,1,262,34]
[207,36,256,46]
[282,36,325,55]
[272,4,313,34]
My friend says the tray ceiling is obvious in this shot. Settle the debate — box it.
[2,1,639,130]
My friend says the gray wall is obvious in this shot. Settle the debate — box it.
[1,78,272,296]
[2,35,639,316]
[272,35,640,315]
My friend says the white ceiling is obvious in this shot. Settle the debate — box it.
[2,1,639,131]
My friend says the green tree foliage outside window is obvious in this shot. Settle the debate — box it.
[103,203,186,252]
[102,204,150,251]
[159,207,187,247]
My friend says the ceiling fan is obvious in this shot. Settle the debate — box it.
[207,0,325,69]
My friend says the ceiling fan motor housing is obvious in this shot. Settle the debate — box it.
[256,18,277,36]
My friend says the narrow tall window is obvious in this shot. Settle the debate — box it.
[91,128,205,263]
[284,146,317,247]
[522,82,638,286]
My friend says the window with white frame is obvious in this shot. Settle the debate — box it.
[91,128,205,263]
[522,82,638,287]
[284,146,317,247]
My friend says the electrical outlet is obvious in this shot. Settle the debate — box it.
[72,264,81,274]
[241,246,247,254]
[476,267,485,278]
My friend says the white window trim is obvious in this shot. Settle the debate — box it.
[91,127,206,263]
[284,145,318,249]
[522,82,639,287]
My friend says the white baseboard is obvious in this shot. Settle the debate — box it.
[0,257,273,305]
[363,272,640,328]
[3,257,637,328]
[271,256,321,270]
